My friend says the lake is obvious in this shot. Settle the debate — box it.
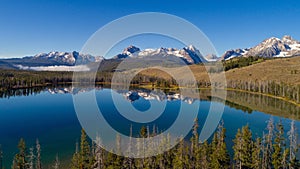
[0,87,300,168]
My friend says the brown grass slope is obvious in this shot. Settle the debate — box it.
[225,56,300,85]
[138,56,300,86]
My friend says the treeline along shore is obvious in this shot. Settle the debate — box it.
[1,56,300,105]
[4,118,300,169]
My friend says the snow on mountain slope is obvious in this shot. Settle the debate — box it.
[114,45,207,64]
[32,51,103,65]
[222,35,300,60]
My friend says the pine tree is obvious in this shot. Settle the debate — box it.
[191,118,199,169]
[233,125,254,169]
[272,121,285,169]
[282,148,289,169]
[288,120,299,169]
[28,147,34,169]
[113,134,123,169]
[93,135,104,169]
[123,125,134,169]
[241,125,253,168]
[233,128,242,169]
[172,137,184,169]
[12,138,27,169]
[79,129,92,169]
[140,126,147,138]
[251,137,262,169]
[36,139,42,169]
[217,123,230,168]
[70,141,80,169]
[263,117,274,169]
[157,134,169,169]
[106,150,116,168]
[210,132,220,168]
[52,154,60,169]
[199,141,210,169]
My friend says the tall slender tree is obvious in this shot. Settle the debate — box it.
[53,154,60,169]
[93,135,104,169]
[36,139,42,169]
[288,120,299,168]
[233,128,243,169]
[12,138,27,169]
[251,137,262,169]
[263,117,274,169]
[79,129,92,169]
[217,122,230,168]
[28,147,35,169]
[272,120,285,169]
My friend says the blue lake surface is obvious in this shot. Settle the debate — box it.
[0,88,299,168]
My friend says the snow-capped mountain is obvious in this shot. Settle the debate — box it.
[114,45,207,64]
[1,35,300,71]
[31,51,103,65]
[0,51,104,71]
[221,35,300,60]
[117,89,195,104]
[221,49,250,60]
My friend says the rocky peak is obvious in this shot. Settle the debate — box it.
[122,45,140,54]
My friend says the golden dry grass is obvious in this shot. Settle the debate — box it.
[137,56,300,86]
[225,56,300,85]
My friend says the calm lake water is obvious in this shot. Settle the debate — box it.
[0,87,300,168]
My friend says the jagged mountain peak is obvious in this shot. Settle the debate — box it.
[114,45,206,64]
[29,51,103,65]
[282,35,300,45]
[122,45,140,54]
[222,35,300,60]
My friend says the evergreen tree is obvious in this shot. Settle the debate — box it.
[36,139,42,169]
[282,148,289,169]
[191,118,199,168]
[93,136,104,169]
[241,125,253,168]
[28,147,34,169]
[113,134,123,169]
[140,126,147,138]
[233,128,242,169]
[199,141,210,169]
[251,137,262,169]
[12,138,27,169]
[272,121,285,169]
[70,142,80,169]
[79,129,93,169]
[263,117,274,169]
[233,125,254,169]
[217,123,230,168]
[123,125,135,169]
[288,120,299,169]
[211,122,230,168]
[52,154,60,169]
[172,137,184,169]
[210,131,220,168]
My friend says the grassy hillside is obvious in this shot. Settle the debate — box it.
[225,56,300,85]
[138,56,300,86]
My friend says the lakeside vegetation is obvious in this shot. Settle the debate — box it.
[1,57,300,104]
[5,119,299,169]
[1,56,300,168]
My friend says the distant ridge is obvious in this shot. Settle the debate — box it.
[0,35,300,71]
[221,35,300,60]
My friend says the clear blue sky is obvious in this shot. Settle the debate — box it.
[1,0,300,58]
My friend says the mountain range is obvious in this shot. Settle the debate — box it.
[0,35,299,71]
[221,35,300,60]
